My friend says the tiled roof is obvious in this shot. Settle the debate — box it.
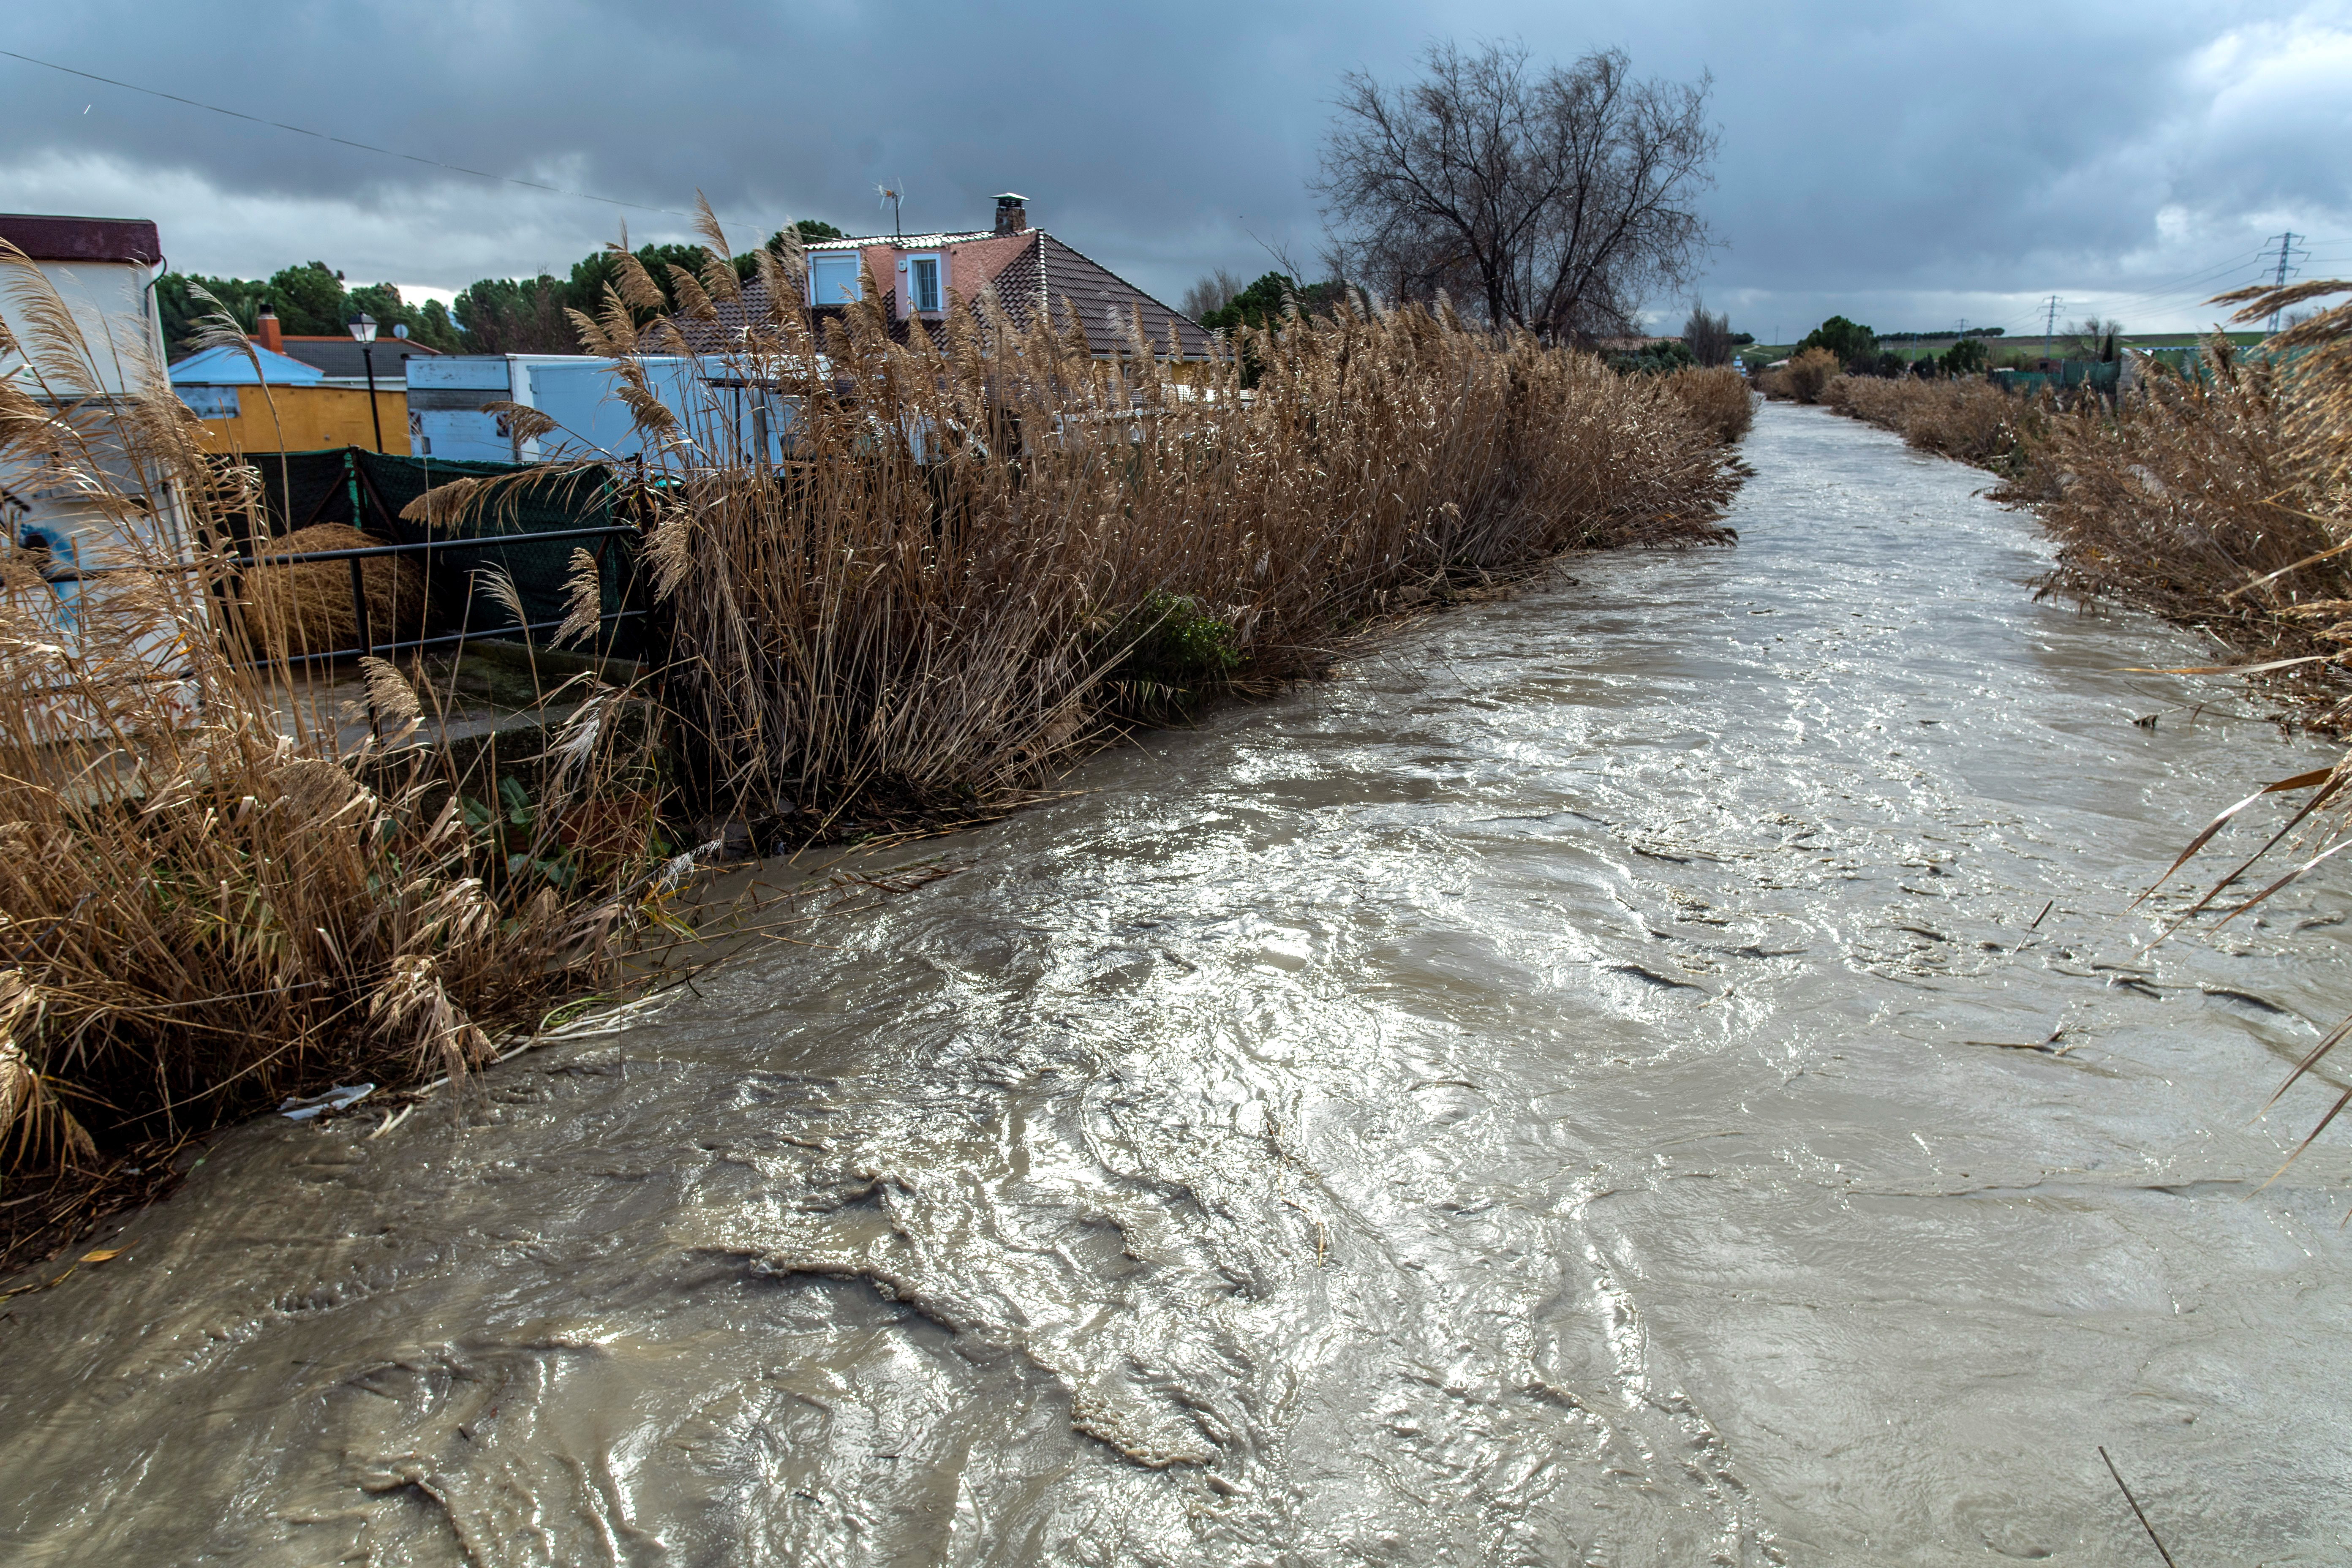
[665,229,1211,361]
[991,233,1213,360]
[275,336,444,379]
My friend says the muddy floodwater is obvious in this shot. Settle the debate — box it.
[7,402,2352,1565]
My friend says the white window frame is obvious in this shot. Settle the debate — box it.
[807,251,862,307]
[899,251,946,315]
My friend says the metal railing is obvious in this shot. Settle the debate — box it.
[226,523,645,667]
[39,522,646,670]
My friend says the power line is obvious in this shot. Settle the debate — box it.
[2262,230,2310,330]
[0,46,785,237]
[2004,240,2327,332]
[2094,255,2271,313]
[1862,237,2348,350]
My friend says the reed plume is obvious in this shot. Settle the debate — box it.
[0,248,662,1230]
[562,247,1748,837]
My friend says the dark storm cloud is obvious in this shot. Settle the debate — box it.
[3,1,2346,335]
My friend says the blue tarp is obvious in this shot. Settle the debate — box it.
[167,344,323,386]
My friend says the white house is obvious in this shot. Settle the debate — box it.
[0,213,177,572]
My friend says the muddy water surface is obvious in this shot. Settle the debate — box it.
[7,402,2352,1565]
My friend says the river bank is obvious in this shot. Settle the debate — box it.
[4,401,2346,1564]
[0,257,1753,1265]
[1812,327,2352,721]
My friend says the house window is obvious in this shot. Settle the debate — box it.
[179,385,240,420]
[808,251,861,306]
[903,253,944,313]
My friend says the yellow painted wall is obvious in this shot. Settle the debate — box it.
[192,384,408,455]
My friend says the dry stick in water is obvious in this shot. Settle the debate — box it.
[2098,1447,2178,1568]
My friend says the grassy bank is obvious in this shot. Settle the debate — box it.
[0,233,1751,1260]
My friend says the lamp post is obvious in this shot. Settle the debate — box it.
[347,311,382,452]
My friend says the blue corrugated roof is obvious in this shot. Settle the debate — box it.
[167,345,324,386]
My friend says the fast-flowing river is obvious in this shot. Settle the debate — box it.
[7,401,2352,1565]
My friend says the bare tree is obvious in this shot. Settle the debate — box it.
[1181,268,1250,322]
[1316,42,1718,342]
[1682,298,1732,366]
[2067,316,2125,361]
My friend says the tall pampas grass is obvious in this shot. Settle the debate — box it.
[1761,347,1840,404]
[1665,365,1756,446]
[1822,373,2035,468]
[525,217,1744,838]
[0,205,1748,1251]
[0,244,662,1244]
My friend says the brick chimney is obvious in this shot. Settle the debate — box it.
[255,302,283,354]
[994,192,1028,236]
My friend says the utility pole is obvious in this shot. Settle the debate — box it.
[2262,231,2306,332]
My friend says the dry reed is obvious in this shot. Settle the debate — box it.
[531,214,1747,836]
[0,210,1748,1249]
[0,245,662,1228]
[1821,373,2035,468]
[237,523,432,658]
[1665,365,1756,446]
[1998,343,2349,672]
[1762,347,1840,404]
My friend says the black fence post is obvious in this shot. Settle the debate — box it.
[347,551,378,740]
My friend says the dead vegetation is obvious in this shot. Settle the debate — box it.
[237,523,430,658]
[1664,365,1755,446]
[0,214,1748,1260]
[1822,373,2035,468]
[570,211,1747,838]
[2001,341,2350,675]
[1760,346,1840,404]
[0,245,668,1265]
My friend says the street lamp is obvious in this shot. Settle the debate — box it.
[347,311,382,452]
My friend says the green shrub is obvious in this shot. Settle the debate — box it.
[1098,592,1240,708]
[1941,337,1988,376]
[1797,315,1878,369]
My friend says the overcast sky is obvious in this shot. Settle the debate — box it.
[3,0,2347,340]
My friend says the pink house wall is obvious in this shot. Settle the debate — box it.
[838,232,1032,319]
